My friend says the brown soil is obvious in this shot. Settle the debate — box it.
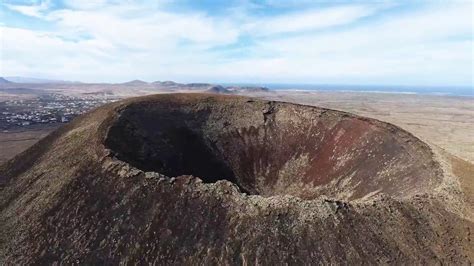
[0,94,472,264]
[0,125,59,165]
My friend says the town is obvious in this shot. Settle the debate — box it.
[0,93,119,130]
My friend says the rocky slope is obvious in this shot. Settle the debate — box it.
[0,94,472,264]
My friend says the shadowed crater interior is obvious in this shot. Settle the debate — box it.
[105,96,442,200]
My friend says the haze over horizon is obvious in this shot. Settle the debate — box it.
[1,0,473,87]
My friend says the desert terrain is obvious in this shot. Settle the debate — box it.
[0,125,59,164]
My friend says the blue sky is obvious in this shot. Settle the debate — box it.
[0,0,472,86]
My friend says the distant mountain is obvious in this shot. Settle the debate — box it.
[4,76,79,84]
[152,81,179,86]
[152,81,218,90]
[205,85,230,94]
[186,83,213,88]
[0,77,13,84]
[121,80,149,86]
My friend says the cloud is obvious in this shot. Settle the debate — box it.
[62,0,108,10]
[232,2,473,84]
[4,0,51,18]
[28,1,240,53]
[245,5,380,36]
[0,26,113,77]
[0,1,472,85]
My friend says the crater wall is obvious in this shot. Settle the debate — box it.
[105,95,442,200]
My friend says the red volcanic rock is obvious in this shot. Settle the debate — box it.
[0,94,472,264]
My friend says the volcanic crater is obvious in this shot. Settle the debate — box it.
[1,94,472,264]
[105,95,441,200]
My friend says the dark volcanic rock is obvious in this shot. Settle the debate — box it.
[0,94,472,264]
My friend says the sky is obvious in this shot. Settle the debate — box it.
[0,0,473,86]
